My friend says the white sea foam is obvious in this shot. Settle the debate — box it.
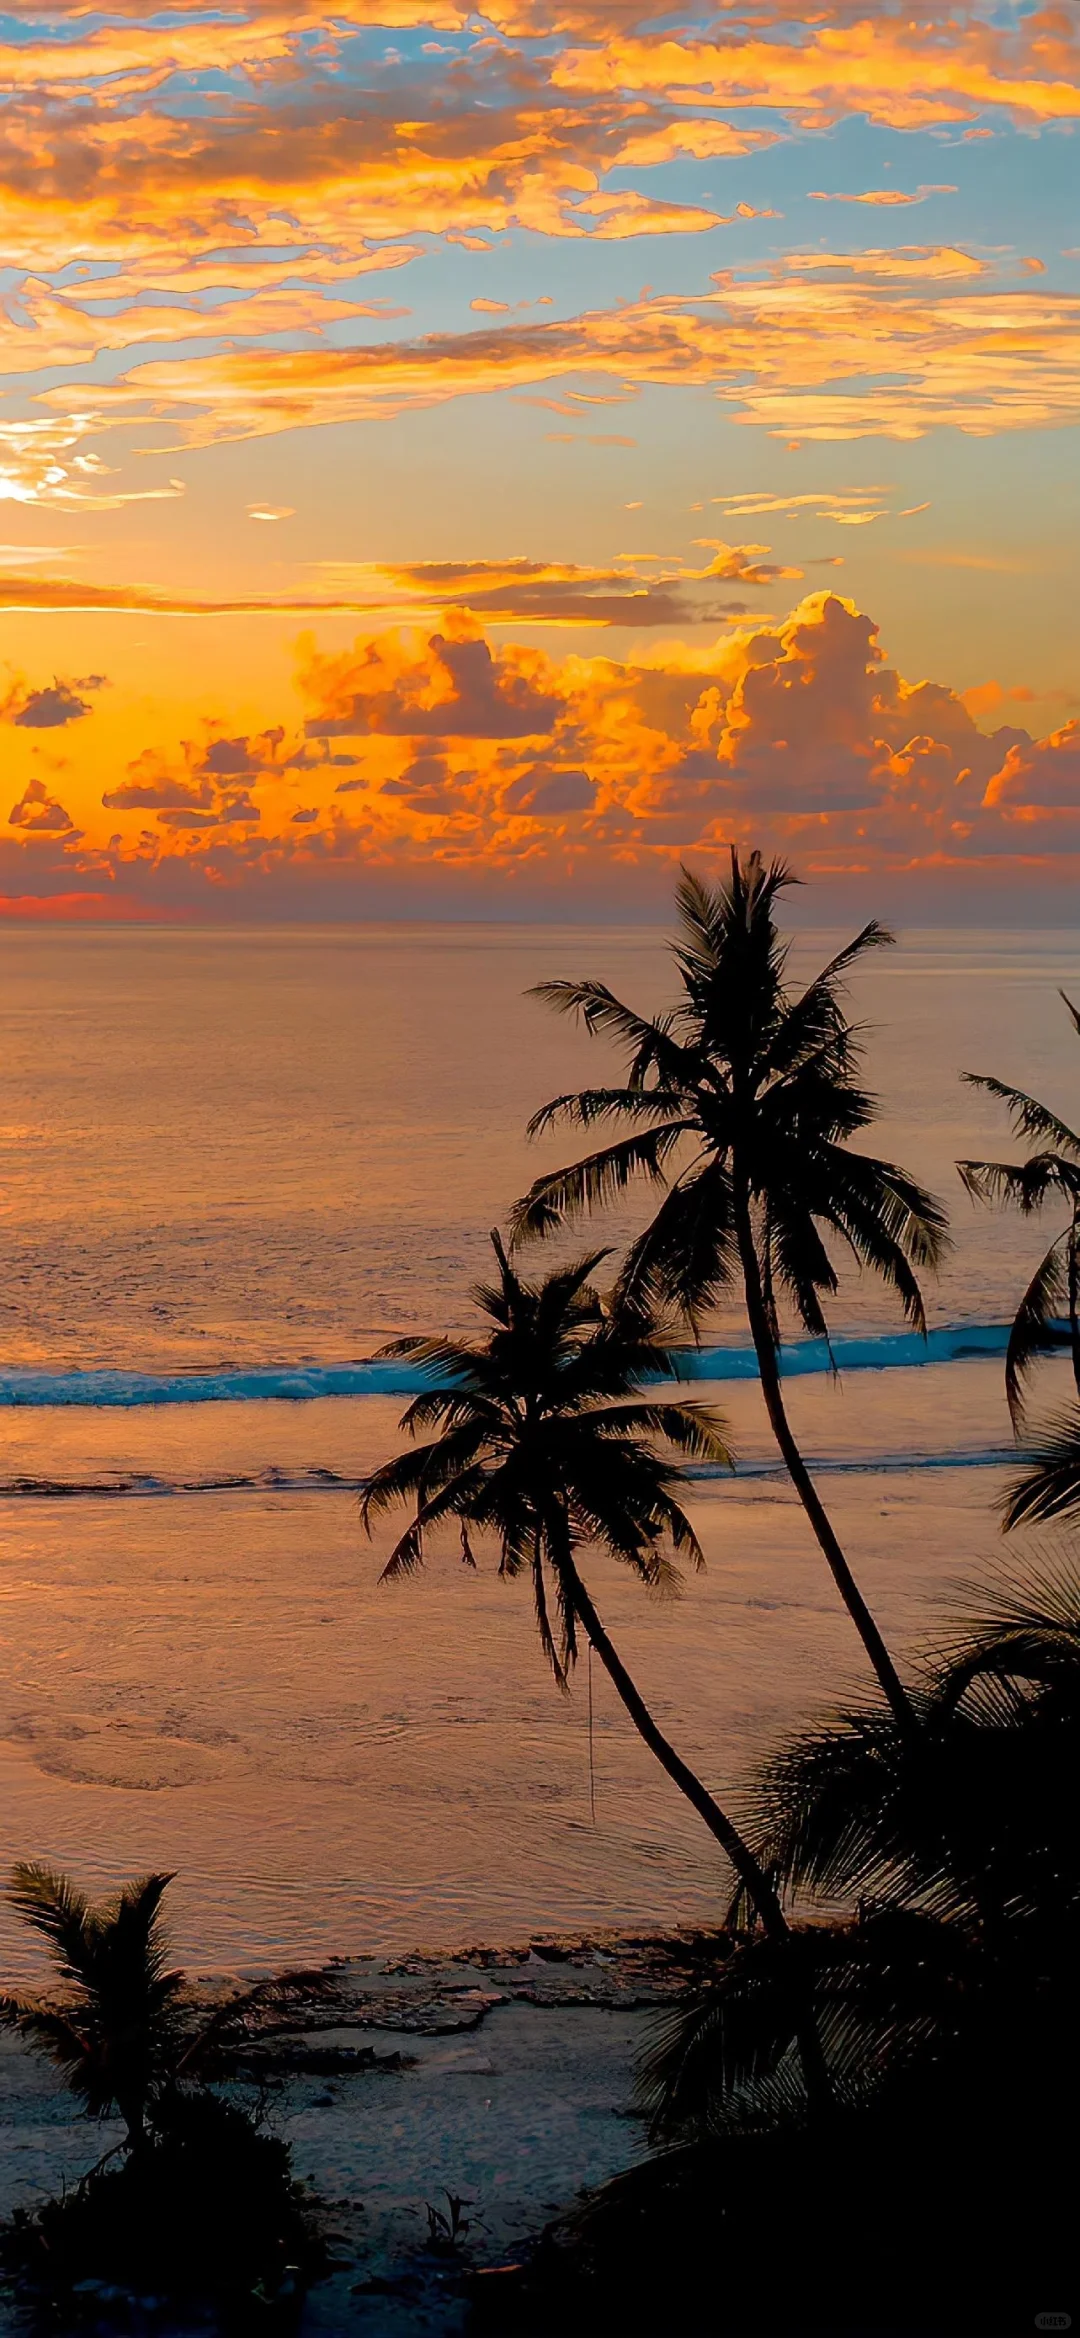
[0,1318,1056,1407]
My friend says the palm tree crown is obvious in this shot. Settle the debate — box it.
[0,1867,339,2149]
[360,1231,729,1683]
[958,991,1080,1424]
[513,854,946,1337]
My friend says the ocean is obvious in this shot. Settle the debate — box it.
[0,920,1076,1982]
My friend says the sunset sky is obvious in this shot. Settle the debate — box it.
[0,0,1076,920]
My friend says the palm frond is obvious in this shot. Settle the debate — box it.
[377,1464,490,1581]
[1003,1233,1069,1424]
[510,1121,694,1241]
[961,1073,1080,1161]
[615,1157,737,1328]
[7,1866,93,1984]
[526,1087,688,1139]
[957,1154,1078,1213]
[528,980,696,1089]
[1002,1408,1080,1529]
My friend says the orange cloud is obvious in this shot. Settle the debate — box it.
[0,546,798,629]
[983,724,1080,809]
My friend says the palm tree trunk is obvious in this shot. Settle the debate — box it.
[732,1187,916,1739]
[563,1555,832,2113]
[565,1560,786,1934]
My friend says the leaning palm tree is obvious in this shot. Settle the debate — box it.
[511,852,947,1732]
[958,991,1080,1425]
[360,1231,792,1945]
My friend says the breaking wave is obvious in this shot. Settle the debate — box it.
[0,1319,1035,1409]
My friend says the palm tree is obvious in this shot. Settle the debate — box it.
[0,1867,184,2149]
[958,991,1080,1424]
[0,1866,336,2151]
[360,1231,793,1944]
[511,852,947,1732]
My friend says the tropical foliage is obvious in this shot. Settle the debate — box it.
[0,1868,184,2148]
[0,1866,330,2311]
[641,1561,1080,2138]
[485,1570,1079,2334]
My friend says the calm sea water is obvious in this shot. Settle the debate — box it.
[0,922,1077,1979]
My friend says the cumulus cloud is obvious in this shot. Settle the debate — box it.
[984,724,1080,809]
[301,624,562,740]
[11,590,1080,910]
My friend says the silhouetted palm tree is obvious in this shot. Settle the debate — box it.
[958,992,1080,1423]
[0,1867,336,2152]
[0,1868,183,2148]
[360,1232,792,1944]
[512,853,947,1731]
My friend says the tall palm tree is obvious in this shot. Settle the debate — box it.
[958,990,1080,1424]
[360,1232,792,1944]
[511,852,947,1733]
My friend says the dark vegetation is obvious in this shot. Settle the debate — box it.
[470,1563,1080,2335]
[0,1870,330,2325]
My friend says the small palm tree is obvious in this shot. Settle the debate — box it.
[958,992,1080,1424]
[511,852,947,1731]
[0,1868,184,2148]
[360,1231,792,1944]
[0,1867,336,2152]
